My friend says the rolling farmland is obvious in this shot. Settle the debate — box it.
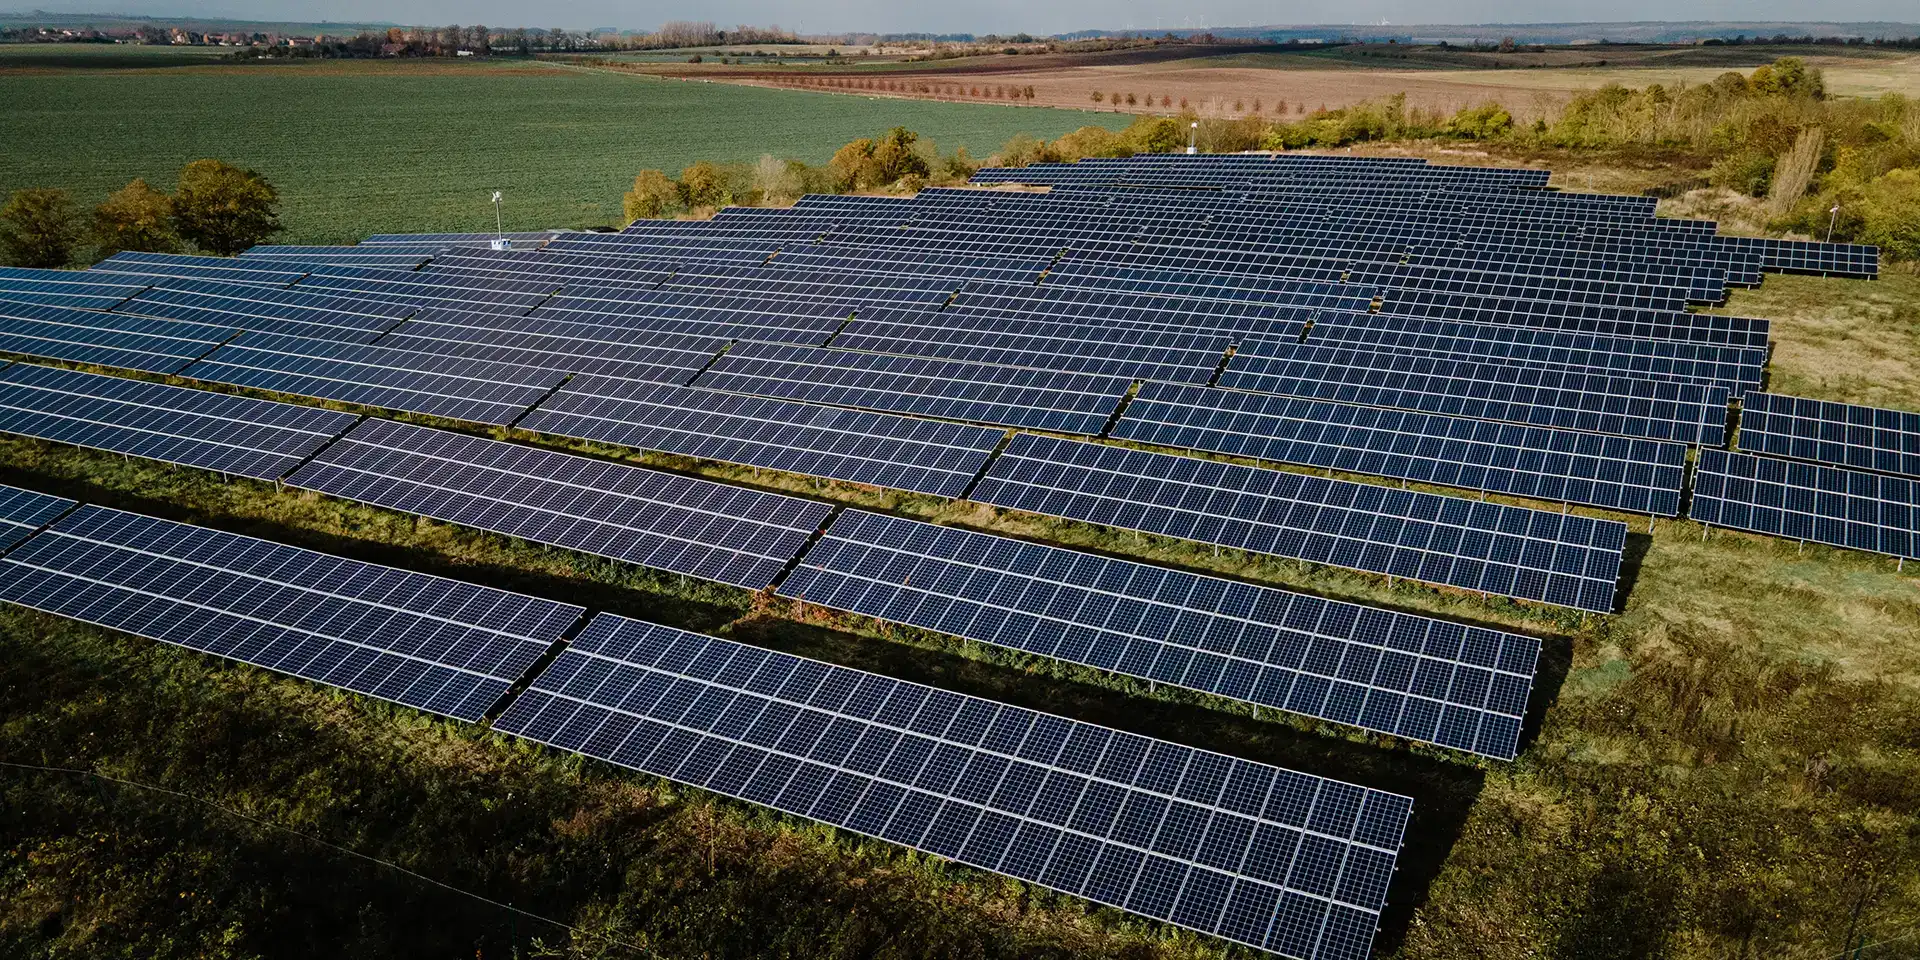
[0,53,1124,243]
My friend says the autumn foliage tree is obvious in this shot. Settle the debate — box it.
[622,169,679,220]
[0,187,84,267]
[170,159,281,255]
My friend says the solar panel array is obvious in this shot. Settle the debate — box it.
[974,434,1627,613]
[498,612,1414,960]
[287,418,834,590]
[0,505,583,721]
[0,363,360,480]
[1737,391,1920,477]
[1114,382,1688,516]
[783,510,1541,758]
[11,149,1896,958]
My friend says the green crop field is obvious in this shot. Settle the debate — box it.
[0,54,1123,244]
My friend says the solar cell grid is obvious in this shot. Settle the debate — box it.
[88,251,309,287]
[694,341,1132,435]
[420,249,675,289]
[519,376,1004,498]
[1223,338,1737,446]
[1738,392,1920,478]
[294,266,558,312]
[0,298,236,375]
[287,418,833,590]
[182,331,565,426]
[1114,382,1689,515]
[498,611,1414,960]
[785,509,1542,758]
[1691,449,1920,559]
[0,505,584,721]
[373,308,727,385]
[536,289,852,344]
[0,268,148,311]
[0,482,74,553]
[115,282,416,344]
[1305,307,1766,405]
[0,363,360,481]
[831,309,1230,384]
[972,434,1626,613]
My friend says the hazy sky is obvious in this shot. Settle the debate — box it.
[23,1,1920,35]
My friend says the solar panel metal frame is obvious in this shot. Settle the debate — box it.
[1691,448,1920,559]
[1737,391,1920,478]
[0,482,75,554]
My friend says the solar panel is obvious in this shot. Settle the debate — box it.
[972,434,1626,613]
[1737,392,1920,478]
[498,612,1414,960]
[519,377,1004,498]
[374,308,727,385]
[0,267,147,311]
[286,419,833,590]
[1691,448,1920,559]
[0,505,584,721]
[785,510,1540,758]
[831,309,1230,384]
[1223,338,1737,444]
[88,251,310,286]
[0,482,74,553]
[535,290,850,344]
[182,331,566,426]
[0,363,360,480]
[0,298,235,374]
[694,341,1131,435]
[114,281,417,344]
[1114,383,1688,516]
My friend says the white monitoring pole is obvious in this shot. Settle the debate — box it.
[1187,121,1199,155]
[1827,203,1841,243]
[490,191,509,250]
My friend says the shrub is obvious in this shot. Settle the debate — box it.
[677,160,728,208]
[1445,102,1515,140]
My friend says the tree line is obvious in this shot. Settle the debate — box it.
[0,160,282,268]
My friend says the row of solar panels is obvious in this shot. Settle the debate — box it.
[959,159,1878,279]
[0,487,1418,960]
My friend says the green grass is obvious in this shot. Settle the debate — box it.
[0,58,1125,244]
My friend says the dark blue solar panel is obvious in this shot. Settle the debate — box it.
[1114,382,1687,516]
[286,419,833,590]
[785,510,1540,758]
[1223,338,1735,445]
[972,434,1626,613]
[1691,448,1920,559]
[498,611,1414,960]
[0,267,147,311]
[374,308,726,384]
[0,482,74,553]
[88,251,310,286]
[0,505,583,721]
[0,363,360,481]
[181,331,566,426]
[1738,392,1920,478]
[833,308,1229,384]
[115,281,416,343]
[0,298,234,374]
[694,341,1130,435]
[520,377,1004,498]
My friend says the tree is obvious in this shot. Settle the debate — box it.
[622,169,679,220]
[1498,36,1517,53]
[869,127,930,183]
[829,137,877,190]
[92,178,179,257]
[677,161,728,208]
[1091,91,1105,103]
[0,188,84,268]
[171,159,281,255]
